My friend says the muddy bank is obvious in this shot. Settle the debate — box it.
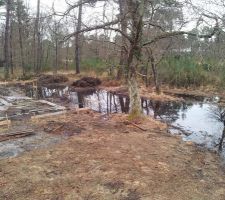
[0,111,225,199]
[0,119,63,159]
[3,81,225,156]
[72,77,101,87]
[98,85,181,102]
[162,87,224,102]
[37,74,69,88]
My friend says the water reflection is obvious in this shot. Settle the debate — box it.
[24,86,225,155]
[208,105,225,151]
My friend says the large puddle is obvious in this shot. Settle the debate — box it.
[1,84,225,158]
[24,86,225,155]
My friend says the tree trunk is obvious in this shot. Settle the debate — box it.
[126,0,145,118]
[128,74,142,118]
[44,43,50,69]
[34,0,40,73]
[219,123,225,152]
[9,19,13,75]
[4,0,11,79]
[66,42,69,70]
[150,56,160,94]
[117,0,128,80]
[54,38,58,75]
[17,0,26,76]
[36,31,41,73]
[75,0,82,74]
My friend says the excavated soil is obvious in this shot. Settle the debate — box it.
[38,74,69,86]
[72,77,102,87]
[1,110,225,200]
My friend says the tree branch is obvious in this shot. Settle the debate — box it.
[62,18,132,42]
[143,23,219,47]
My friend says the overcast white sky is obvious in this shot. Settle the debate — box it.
[0,0,220,35]
[27,0,66,12]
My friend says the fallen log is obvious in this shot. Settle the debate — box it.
[0,130,35,142]
[44,124,64,133]
[124,120,147,131]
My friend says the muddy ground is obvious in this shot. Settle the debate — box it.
[1,110,225,200]
[1,75,225,199]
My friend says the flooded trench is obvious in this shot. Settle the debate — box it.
[24,85,225,156]
[0,85,65,158]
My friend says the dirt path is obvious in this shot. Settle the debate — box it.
[0,111,225,200]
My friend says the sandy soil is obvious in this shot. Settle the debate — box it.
[1,110,225,200]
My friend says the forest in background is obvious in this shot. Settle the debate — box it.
[0,0,225,116]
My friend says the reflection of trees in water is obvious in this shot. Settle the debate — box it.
[208,105,225,151]
[25,86,70,100]
[103,93,194,123]
[119,96,130,113]
[105,92,130,114]
[25,86,44,99]
[77,93,84,108]
[143,100,192,123]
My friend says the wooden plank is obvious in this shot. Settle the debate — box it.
[31,110,67,120]
[0,130,35,142]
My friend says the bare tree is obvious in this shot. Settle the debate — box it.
[117,0,128,80]
[75,0,83,74]
[60,0,219,118]
[4,0,11,79]
[33,0,41,73]
[16,0,25,76]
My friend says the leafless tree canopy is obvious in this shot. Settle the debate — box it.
[0,0,225,115]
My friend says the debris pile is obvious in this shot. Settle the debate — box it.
[38,74,68,85]
[72,77,101,87]
[0,97,66,122]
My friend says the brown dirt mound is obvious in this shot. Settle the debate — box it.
[72,77,101,87]
[38,74,68,85]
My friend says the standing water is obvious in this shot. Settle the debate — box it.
[25,86,225,156]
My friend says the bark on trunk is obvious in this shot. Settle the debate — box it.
[128,74,142,118]
[54,39,58,75]
[34,0,40,73]
[150,56,160,94]
[4,0,11,79]
[9,19,13,75]
[126,0,145,118]
[44,43,50,69]
[219,123,225,151]
[117,0,128,80]
[66,42,69,70]
[75,0,82,74]
[148,48,160,93]
[17,0,26,76]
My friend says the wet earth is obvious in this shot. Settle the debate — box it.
[1,84,225,200]
[1,83,225,159]
[24,85,225,157]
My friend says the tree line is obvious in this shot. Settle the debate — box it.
[0,0,224,117]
